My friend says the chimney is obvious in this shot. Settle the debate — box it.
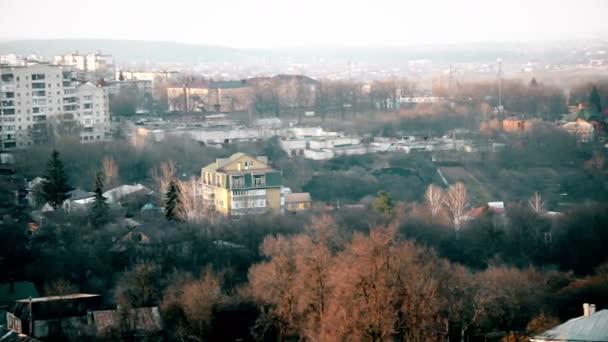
[237,162,242,171]
[590,304,596,315]
[583,303,590,316]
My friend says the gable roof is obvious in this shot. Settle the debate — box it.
[203,152,245,171]
[531,309,608,342]
[68,188,95,201]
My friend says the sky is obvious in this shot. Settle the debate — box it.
[1,0,607,48]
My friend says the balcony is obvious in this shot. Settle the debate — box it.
[0,85,15,92]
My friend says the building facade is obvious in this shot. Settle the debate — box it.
[0,63,110,149]
[53,52,114,82]
[201,153,282,217]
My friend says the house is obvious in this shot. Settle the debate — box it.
[279,138,307,156]
[502,116,537,133]
[6,294,102,340]
[0,328,41,342]
[0,281,39,322]
[201,153,283,218]
[89,306,163,341]
[285,193,312,212]
[531,304,607,342]
[103,184,150,204]
[41,189,95,213]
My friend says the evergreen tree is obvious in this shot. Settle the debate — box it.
[373,191,395,216]
[41,150,73,210]
[590,85,602,112]
[529,78,539,88]
[165,180,182,221]
[90,172,109,228]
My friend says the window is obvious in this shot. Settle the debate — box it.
[244,160,253,167]
[232,176,244,188]
[253,174,265,187]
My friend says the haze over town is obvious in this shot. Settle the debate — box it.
[1,1,608,341]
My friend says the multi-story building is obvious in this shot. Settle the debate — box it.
[0,63,110,149]
[115,69,179,102]
[0,53,44,66]
[75,82,111,142]
[201,153,283,217]
[53,52,114,82]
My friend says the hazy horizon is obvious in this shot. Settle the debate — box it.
[2,0,608,49]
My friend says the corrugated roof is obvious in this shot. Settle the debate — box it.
[92,307,162,336]
[0,329,41,342]
[285,192,311,203]
[531,309,608,342]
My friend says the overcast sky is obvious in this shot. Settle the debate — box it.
[1,0,607,48]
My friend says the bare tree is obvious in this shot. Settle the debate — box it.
[443,182,468,232]
[528,191,545,214]
[151,160,177,195]
[102,156,119,186]
[425,184,444,218]
[176,176,208,223]
[180,269,223,339]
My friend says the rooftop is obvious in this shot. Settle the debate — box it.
[531,309,608,342]
[285,192,311,203]
[15,293,99,303]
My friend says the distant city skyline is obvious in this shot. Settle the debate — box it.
[1,0,608,48]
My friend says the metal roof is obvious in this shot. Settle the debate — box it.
[531,310,608,342]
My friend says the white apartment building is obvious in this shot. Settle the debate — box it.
[0,63,110,149]
[53,52,114,81]
[0,53,44,67]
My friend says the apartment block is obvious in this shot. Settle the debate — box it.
[53,52,114,82]
[0,63,110,149]
[201,153,283,217]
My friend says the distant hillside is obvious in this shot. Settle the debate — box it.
[0,39,597,66]
[0,39,251,64]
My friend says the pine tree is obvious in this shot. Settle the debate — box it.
[41,150,73,210]
[373,191,395,216]
[530,77,539,88]
[590,85,602,112]
[90,172,109,228]
[164,180,182,221]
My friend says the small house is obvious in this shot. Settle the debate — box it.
[6,294,102,340]
[285,192,312,212]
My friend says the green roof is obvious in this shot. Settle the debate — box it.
[577,108,601,121]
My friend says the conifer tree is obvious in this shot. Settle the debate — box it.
[373,191,395,216]
[90,172,109,227]
[165,180,182,221]
[590,85,602,112]
[41,150,73,210]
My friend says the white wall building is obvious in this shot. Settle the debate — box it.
[53,52,114,81]
[76,82,111,142]
[0,63,111,149]
[303,149,334,160]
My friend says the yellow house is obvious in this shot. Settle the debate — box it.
[201,153,283,217]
